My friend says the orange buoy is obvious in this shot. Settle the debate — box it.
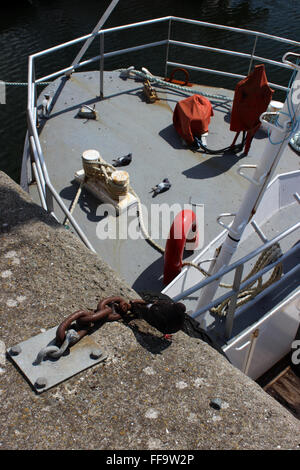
[163,210,199,285]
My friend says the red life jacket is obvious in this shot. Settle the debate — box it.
[173,94,214,145]
[230,64,274,154]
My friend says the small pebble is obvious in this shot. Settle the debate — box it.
[1,270,12,278]
[143,366,155,375]
[176,381,188,389]
[145,408,159,419]
[4,251,17,258]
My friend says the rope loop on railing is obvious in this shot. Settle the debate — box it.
[210,242,283,316]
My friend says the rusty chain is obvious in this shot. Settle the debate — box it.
[36,294,230,363]
[55,296,158,347]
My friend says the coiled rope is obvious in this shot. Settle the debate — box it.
[63,159,129,227]
[210,242,283,316]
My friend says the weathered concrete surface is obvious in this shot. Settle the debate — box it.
[0,171,299,450]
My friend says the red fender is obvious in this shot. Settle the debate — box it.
[163,210,199,285]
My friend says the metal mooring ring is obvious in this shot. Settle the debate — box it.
[168,67,190,86]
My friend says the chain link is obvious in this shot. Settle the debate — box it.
[35,329,80,363]
[55,296,133,346]
[35,295,187,363]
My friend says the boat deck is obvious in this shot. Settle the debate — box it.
[30,70,300,296]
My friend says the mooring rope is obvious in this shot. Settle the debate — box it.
[3,81,51,86]
[120,66,233,102]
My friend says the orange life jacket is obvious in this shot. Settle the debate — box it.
[230,64,274,154]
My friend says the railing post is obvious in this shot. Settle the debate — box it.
[29,136,46,201]
[44,184,54,214]
[224,264,244,340]
[100,33,104,99]
[164,18,172,78]
[30,64,37,184]
[33,68,38,127]
[248,34,258,75]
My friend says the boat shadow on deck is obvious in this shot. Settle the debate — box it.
[60,182,108,223]
[182,151,247,179]
[132,248,197,294]
[132,255,164,293]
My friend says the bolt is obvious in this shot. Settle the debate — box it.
[10,345,22,356]
[90,348,102,360]
[35,377,47,389]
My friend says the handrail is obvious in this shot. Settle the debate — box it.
[168,39,294,70]
[192,260,298,328]
[29,16,300,63]
[172,220,300,304]
[26,110,97,253]
[166,61,289,92]
[171,16,300,47]
[35,40,168,84]
[30,17,172,59]
[174,230,299,339]
[28,16,300,109]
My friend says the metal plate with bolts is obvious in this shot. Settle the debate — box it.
[7,327,107,393]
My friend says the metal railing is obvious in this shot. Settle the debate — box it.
[171,217,300,340]
[26,15,300,252]
[31,17,300,95]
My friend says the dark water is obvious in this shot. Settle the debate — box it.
[0,0,299,182]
